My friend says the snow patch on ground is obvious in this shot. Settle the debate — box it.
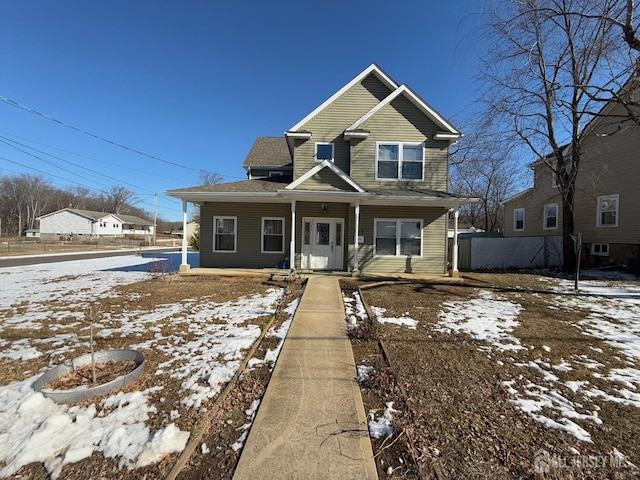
[0,255,293,477]
[436,290,524,351]
[368,402,398,439]
[371,306,418,329]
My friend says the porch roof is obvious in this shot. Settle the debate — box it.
[166,178,478,208]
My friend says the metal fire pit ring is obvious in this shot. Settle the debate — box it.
[34,349,145,404]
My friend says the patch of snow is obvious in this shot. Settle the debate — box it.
[371,306,417,329]
[436,290,524,351]
[357,365,373,383]
[369,402,398,439]
[0,255,296,476]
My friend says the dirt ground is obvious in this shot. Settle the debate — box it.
[344,273,640,479]
[4,271,640,479]
[3,275,303,480]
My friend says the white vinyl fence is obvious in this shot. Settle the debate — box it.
[456,236,563,270]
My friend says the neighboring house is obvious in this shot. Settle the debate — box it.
[502,82,640,268]
[167,64,476,275]
[37,208,154,238]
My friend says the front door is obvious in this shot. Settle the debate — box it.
[303,218,344,270]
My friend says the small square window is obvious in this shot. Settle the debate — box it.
[315,143,334,162]
[591,243,610,256]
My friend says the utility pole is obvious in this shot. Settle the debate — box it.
[153,193,158,246]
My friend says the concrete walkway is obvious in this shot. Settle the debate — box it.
[233,275,378,480]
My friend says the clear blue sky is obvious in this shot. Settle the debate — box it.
[0,0,486,221]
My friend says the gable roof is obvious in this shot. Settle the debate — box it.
[345,84,460,137]
[242,137,292,169]
[285,160,366,192]
[287,64,399,133]
[37,208,151,225]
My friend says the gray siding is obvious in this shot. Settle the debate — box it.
[200,201,449,274]
[573,118,640,244]
[503,172,563,239]
[350,96,449,191]
[348,205,449,274]
[293,75,394,178]
[200,202,291,268]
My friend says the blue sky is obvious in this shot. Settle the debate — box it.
[0,0,487,221]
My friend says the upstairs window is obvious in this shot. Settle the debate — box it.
[376,142,424,180]
[543,204,558,230]
[514,208,525,231]
[315,143,334,162]
[597,194,618,227]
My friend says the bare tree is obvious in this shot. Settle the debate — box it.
[479,0,630,270]
[451,126,526,232]
[0,174,53,235]
[199,170,223,185]
[99,186,138,214]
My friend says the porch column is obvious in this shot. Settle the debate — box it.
[451,208,459,278]
[180,200,190,273]
[352,203,360,276]
[289,200,296,272]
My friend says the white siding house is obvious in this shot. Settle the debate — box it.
[38,209,153,238]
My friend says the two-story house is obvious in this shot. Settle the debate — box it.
[502,81,640,269]
[167,64,476,275]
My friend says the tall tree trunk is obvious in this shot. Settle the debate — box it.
[562,185,576,272]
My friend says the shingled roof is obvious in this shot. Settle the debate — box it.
[242,137,292,169]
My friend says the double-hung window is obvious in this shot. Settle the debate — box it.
[543,204,558,230]
[214,216,236,252]
[262,217,284,253]
[315,143,334,162]
[376,142,424,180]
[374,219,422,257]
[597,194,619,227]
[514,208,525,231]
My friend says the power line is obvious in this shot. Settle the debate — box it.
[0,94,202,173]
[0,130,195,184]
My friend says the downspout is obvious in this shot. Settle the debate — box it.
[451,209,459,278]
[180,199,190,272]
[352,203,360,276]
[289,200,296,272]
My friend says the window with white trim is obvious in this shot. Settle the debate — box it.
[514,208,525,231]
[315,143,334,162]
[261,217,284,253]
[591,243,610,256]
[374,219,422,257]
[597,194,619,227]
[543,203,558,230]
[213,216,236,252]
[376,142,424,180]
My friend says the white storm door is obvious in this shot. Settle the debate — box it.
[309,219,344,270]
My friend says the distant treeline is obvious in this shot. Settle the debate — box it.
[0,173,176,236]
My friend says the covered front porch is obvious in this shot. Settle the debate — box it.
[174,193,469,277]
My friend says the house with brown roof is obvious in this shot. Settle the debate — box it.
[167,64,477,275]
[502,79,640,269]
